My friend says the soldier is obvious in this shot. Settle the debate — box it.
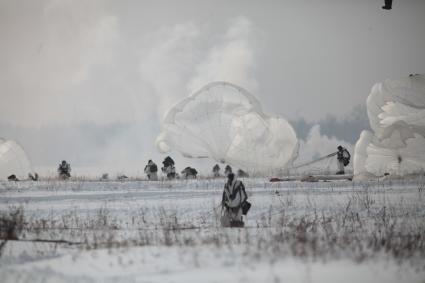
[181,167,198,179]
[162,156,176,180]
[58,160,71,179]
[336,146,351,175]
[144,160,158,181]
[212,164,221,177]
[221,173,250,227]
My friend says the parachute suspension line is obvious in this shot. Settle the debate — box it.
[292,152,337,169]
[289,152,338,176]
[218,110,228,161]
[220,110,236,165]
[205,104,219,159]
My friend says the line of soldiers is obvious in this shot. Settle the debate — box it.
[143,157,250,181]
[144,156,200,180]
[26,145,348,183]
[144,157,176,180]
[212,164,249,178]
[4,157,249,182]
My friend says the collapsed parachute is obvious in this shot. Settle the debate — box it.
[354,75,425,177]
[156,82,298,173]
[0,138,33,180]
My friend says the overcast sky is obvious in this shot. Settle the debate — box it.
[1,0,424,174]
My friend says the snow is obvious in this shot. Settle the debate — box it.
[1,177,424,282]
[2,246,423,283]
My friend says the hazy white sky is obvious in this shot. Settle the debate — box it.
[1,0,424,126]
[0,0,424,173]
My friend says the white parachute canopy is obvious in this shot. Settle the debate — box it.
[156,82,299,174]
[354,75,425,177]
[0,138,33,180]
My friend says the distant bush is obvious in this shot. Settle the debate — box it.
[0,207,24,240]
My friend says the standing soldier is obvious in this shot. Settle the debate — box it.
[144,160,158,181]
[162,156,176,180]
[336,146,351,175]
[221,173,250,227]
[58,160,71,179]
[212,164,221,177]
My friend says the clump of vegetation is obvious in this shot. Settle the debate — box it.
[1,181,424,269]
[0,207,24,241]
[0,207,25,257]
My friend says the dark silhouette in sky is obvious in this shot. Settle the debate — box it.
[382,0,392,10]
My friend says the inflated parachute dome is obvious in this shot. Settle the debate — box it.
[156,82,299,173]
[0,138,33,180]
[354,75,425,177]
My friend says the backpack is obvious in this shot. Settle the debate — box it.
[241,201,251,215]
[163,156,175,167]
[342,149,351,166]
[239,183,251,215]
[150,164,158,172]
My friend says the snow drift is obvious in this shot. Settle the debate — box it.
[354,75,425,177]
[156,82,298,173]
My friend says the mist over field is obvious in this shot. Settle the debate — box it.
[1,1,424,175]
[0,104,368,175]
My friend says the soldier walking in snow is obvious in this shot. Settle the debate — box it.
[144,160,158,181]
[221,173,250,227]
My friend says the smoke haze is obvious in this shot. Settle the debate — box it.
[1,0,424,176]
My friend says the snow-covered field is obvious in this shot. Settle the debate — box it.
[1,177,424,283]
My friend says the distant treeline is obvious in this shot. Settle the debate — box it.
[1,105,369,167]
[290,104,370,144]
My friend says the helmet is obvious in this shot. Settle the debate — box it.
[337,146,343,150]
[227,173,235,182]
